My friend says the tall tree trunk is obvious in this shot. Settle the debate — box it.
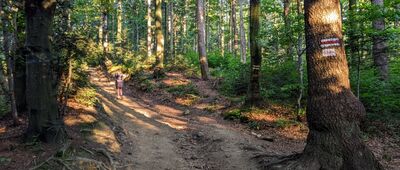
[168,2,174,61]
[116,0,122,45]
[197,0,210,80]
[98,14,103,46]
[239,0,247,63]
[147,0,153,57]
[348,0,358,63]
[219,0,225,56]
[231,0,238,56]
[296,0,304,119]
[154,0,165,78]
[268,0,384,169]
[246,0,263,106]
[102,12,109,54]
[371,0,388,80]
[24,0,66,143]
[1,0,19,124]
[283,0,294,59]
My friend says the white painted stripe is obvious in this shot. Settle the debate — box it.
[321,43,340,48]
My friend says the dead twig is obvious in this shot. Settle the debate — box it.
[96,148,115,170]
[79,146,95,155]
[29,155,54,170]
[53,158,73,170]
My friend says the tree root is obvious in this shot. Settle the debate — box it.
[264,153,321,170]
[29,156,54,170]
[96,148,116,170]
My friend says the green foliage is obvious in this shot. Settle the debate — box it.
[75,87,98,107]
[166,83,199,96]
[223,109,249,123]
[352,60,400,122]
[0,95,10,118]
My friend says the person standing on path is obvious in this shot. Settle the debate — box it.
[115,73,125,99]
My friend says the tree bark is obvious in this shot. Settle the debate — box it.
[153,0,165,78]
[231,0,238,56]
[296,0,304,119]
[116,0,122,45]
[219,0,225,56]
[268,0,383,169]
[371,0,388,80]
[197,0,210,80]
[24,0,66,144]
[239,0,247,63]
[1,0,19,124]
[102,12,109,54]
[283,0,294,59]
[348,0,358,64]
[245,0,263,106]
[147,0,153,58]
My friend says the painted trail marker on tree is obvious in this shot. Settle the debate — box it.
[320,37,340,57]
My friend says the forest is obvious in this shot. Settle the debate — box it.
[0,0,399,169]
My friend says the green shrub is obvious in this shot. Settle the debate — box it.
[166,83,199,96]
[75,87,98,107]
[0,95,10,118]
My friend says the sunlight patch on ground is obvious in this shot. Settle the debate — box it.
[123,112,160,131]
[0,127,6,134]
[162,79,190,86]
[90,122,121,153]
[65,114,97,126]
[157,117,187,130]
[154,104,183,116]
[196,116,217,124]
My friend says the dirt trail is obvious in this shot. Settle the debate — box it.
[88,68,270,170]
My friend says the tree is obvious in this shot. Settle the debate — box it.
[116,0,123,45]
[153,0,165,77]
[1,0,19,124]
[267,0,383,169]
[197,0,210,80]
[147,0,153,58]
[371,0,388,80]
[239,0,247,63]
[24,0,66,143]
[230,0,238,56]
[245,0,262,106]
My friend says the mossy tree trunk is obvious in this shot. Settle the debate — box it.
[24,0,66,144]
[268,0,383,169]
[153,0,165,78]
[371,0,388,80]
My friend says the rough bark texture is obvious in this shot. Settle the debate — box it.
[24,0,66,144]
[267,0,383,169]
[296,0,304,118]
[147,0,153,57]
[197,0,210,80]
[245,0,263,106]
[371,0,388,80]
[239,0,247,63]
[153,0,165,78]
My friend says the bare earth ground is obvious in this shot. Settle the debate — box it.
[0,67,399,169]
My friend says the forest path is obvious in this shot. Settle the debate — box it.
[88,68,266,170]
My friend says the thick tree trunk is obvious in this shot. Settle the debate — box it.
[197,0,210,80]
[371,0,388,80]
[268,0,383,169]
[245,0,263,106]
[168,2,174,61]
[24,0,66,143]
[147,0,153,57]
[98,14,103,46]
[239,0,247,63]
[154,0,165,78]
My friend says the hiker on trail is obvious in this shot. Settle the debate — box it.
[115,73,125,99]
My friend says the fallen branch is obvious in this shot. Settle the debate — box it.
[96,148,115,170]
[29,156,54,170]
[79,146,95,155]
[53,158,73,170]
